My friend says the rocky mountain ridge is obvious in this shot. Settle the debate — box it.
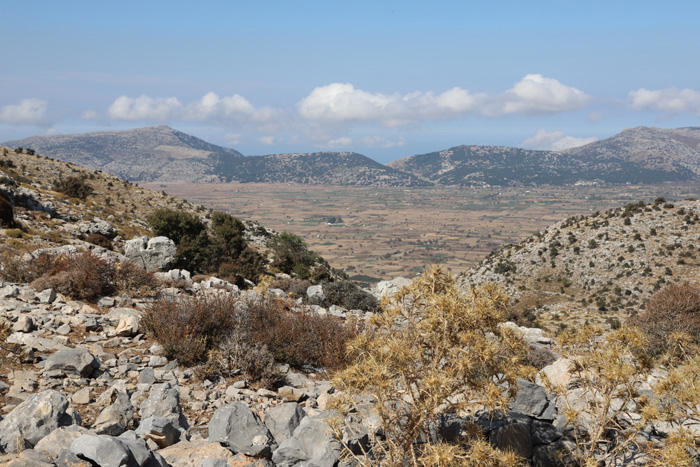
[391,126,700,186]
[4,128,427,187]
[6,125,700,187]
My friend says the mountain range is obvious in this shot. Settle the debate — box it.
[5,125,700,186]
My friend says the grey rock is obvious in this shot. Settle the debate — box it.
[125,236,177,272]
[512,378,557,421]
[0,390,76,452]
[77,218,116,239]
[70,434,134,467]
[0,448,54,466]
[71,387,92,405]
[35,425,89,460]
[272,415,341,467]
[37,288,57,304]
[489,421,533,460]
[209,402,274,457]
[0,285,20,298]
[372,277,412,299]
[94,392,134,436]
[136,415,180,448]
[98,297,116,307]
[139,382,189,432]
[149,356,168,367]
[12,315,34,333]
[306,285,324,301]
[154,269,192,285]
[264,402,306,444]
[115,314,140,337]
[531,420,562,445]
[532,439,576,467]
[44,348,99,378]
[56,323,71,335]
[138,367,157,385]
[55,448,93,466]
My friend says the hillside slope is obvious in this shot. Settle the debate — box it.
[228,151,430,186]
[460,197,700,330]
[4,127,428,186]
[390,126,700,186]
[4,126,244,183]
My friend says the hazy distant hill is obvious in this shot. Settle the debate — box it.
[390,126,700,186]
[4,126,428,186]
[4,126,244,183]
[228,151,430,186]
[560,126,700,175]
[7,125,700,186]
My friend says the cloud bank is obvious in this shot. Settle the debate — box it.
[298,74,590,126]
[628,87,700,116]
[521,129,598,151]
[0,98,49,125]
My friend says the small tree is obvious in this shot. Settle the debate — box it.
[334,266,528,466]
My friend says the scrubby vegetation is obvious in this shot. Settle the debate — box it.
[0,251,157,301]
[311,280,379,311]
[333,266,530,466]
[147,208,267,285]
[142,292,359,382]
[53,174,93,200]
[629,282,700,360]
[269,231,331,281]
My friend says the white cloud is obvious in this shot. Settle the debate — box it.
[0,98,48,125]
[521,129,598,151]
[106,92,281,128]
[108,95,182,120]
[483,74,591,117]
[186,92,280,123]
[44,128,62,136]
[298,83,482,127]
[628,87,700,116]
[298,75,590,126]
[258,135,276,145]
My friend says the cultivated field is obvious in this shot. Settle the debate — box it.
[142,182,700,283]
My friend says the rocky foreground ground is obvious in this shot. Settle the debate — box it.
[0,260,689,466]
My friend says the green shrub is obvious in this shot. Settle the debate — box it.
[269,232,320,279]
[313,280,379,311]
[53,175,93,200]
[148,208,206,245]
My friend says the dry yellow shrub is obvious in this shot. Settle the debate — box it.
[333,266,528,466]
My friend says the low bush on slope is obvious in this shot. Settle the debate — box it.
[0,250,156,301]
[142,292,359,384]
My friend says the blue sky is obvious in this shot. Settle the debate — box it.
[1,1,699,163]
